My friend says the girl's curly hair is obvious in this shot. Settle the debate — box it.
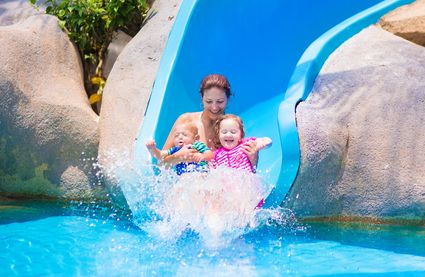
[213,114,245,148]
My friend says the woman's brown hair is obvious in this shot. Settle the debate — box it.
[200,74,232,98]
[213,114,245,148]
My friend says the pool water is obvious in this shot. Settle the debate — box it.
[1,199,425,276]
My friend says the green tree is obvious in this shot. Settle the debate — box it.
[30,0,150,112]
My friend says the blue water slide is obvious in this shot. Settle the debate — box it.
[135,0,413,208]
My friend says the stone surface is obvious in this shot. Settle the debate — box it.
[98,0,182,203]
[0,0,41,26]
[0,14,102,199]
[286,26,425,220]
[103,30,133,79]
[379,0,425,47]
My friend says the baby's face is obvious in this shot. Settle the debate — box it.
[173,126,197,147]
[219,119,243,150]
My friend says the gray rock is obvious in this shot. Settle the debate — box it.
[103,30,133,80]
[98,0,182,204]
[0,0,41,26]
[379,0,425,47]
[286,26,425,220]
[0,14,103,200]
[96,30,132,114]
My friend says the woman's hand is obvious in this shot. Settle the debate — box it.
[178,145,199,161]
[240,140,259,168]
[163,145,198,165]
[192,153,204,163]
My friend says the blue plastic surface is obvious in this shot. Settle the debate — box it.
[135,0,414,208]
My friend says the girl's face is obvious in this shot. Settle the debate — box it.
[202,87,228,120]
[219,118,243,150]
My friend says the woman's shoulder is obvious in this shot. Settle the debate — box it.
[176,112,202,123]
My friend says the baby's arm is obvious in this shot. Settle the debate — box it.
[146,140,167,161]
[255,137,272,151]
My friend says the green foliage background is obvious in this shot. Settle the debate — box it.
[30,0,150,111]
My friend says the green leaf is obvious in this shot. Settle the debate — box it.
[58,20,66,29]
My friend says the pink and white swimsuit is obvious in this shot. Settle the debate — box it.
[213,137,256,173]
[213,137,264,208]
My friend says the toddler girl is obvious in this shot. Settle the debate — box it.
[213,114,272,173]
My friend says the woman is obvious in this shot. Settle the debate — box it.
[163,74,260,166]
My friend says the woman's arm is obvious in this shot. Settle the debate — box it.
[162,145,198,166]
[240,137,272,169]
[255,137,272,150]
[240,140,259,167]
[193,149,214,162]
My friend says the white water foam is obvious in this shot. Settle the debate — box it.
[100,156,298,248]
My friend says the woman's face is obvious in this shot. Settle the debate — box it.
[202,87,228,120]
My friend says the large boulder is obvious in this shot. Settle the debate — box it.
[103,31,133,80]
[98,0,182,202]
[285,26,425,220]
[0,14,102,200]
[0,0,41,26]
[379,0,425,47]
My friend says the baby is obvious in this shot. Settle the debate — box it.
[146,122,213,175]
[213,114,272,173]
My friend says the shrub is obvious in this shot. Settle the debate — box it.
[30,0,150,112]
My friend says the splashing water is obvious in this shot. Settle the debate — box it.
[147,168,265,246]
[101,157,299,248]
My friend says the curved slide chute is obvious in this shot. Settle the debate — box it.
[135,0,414,208]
